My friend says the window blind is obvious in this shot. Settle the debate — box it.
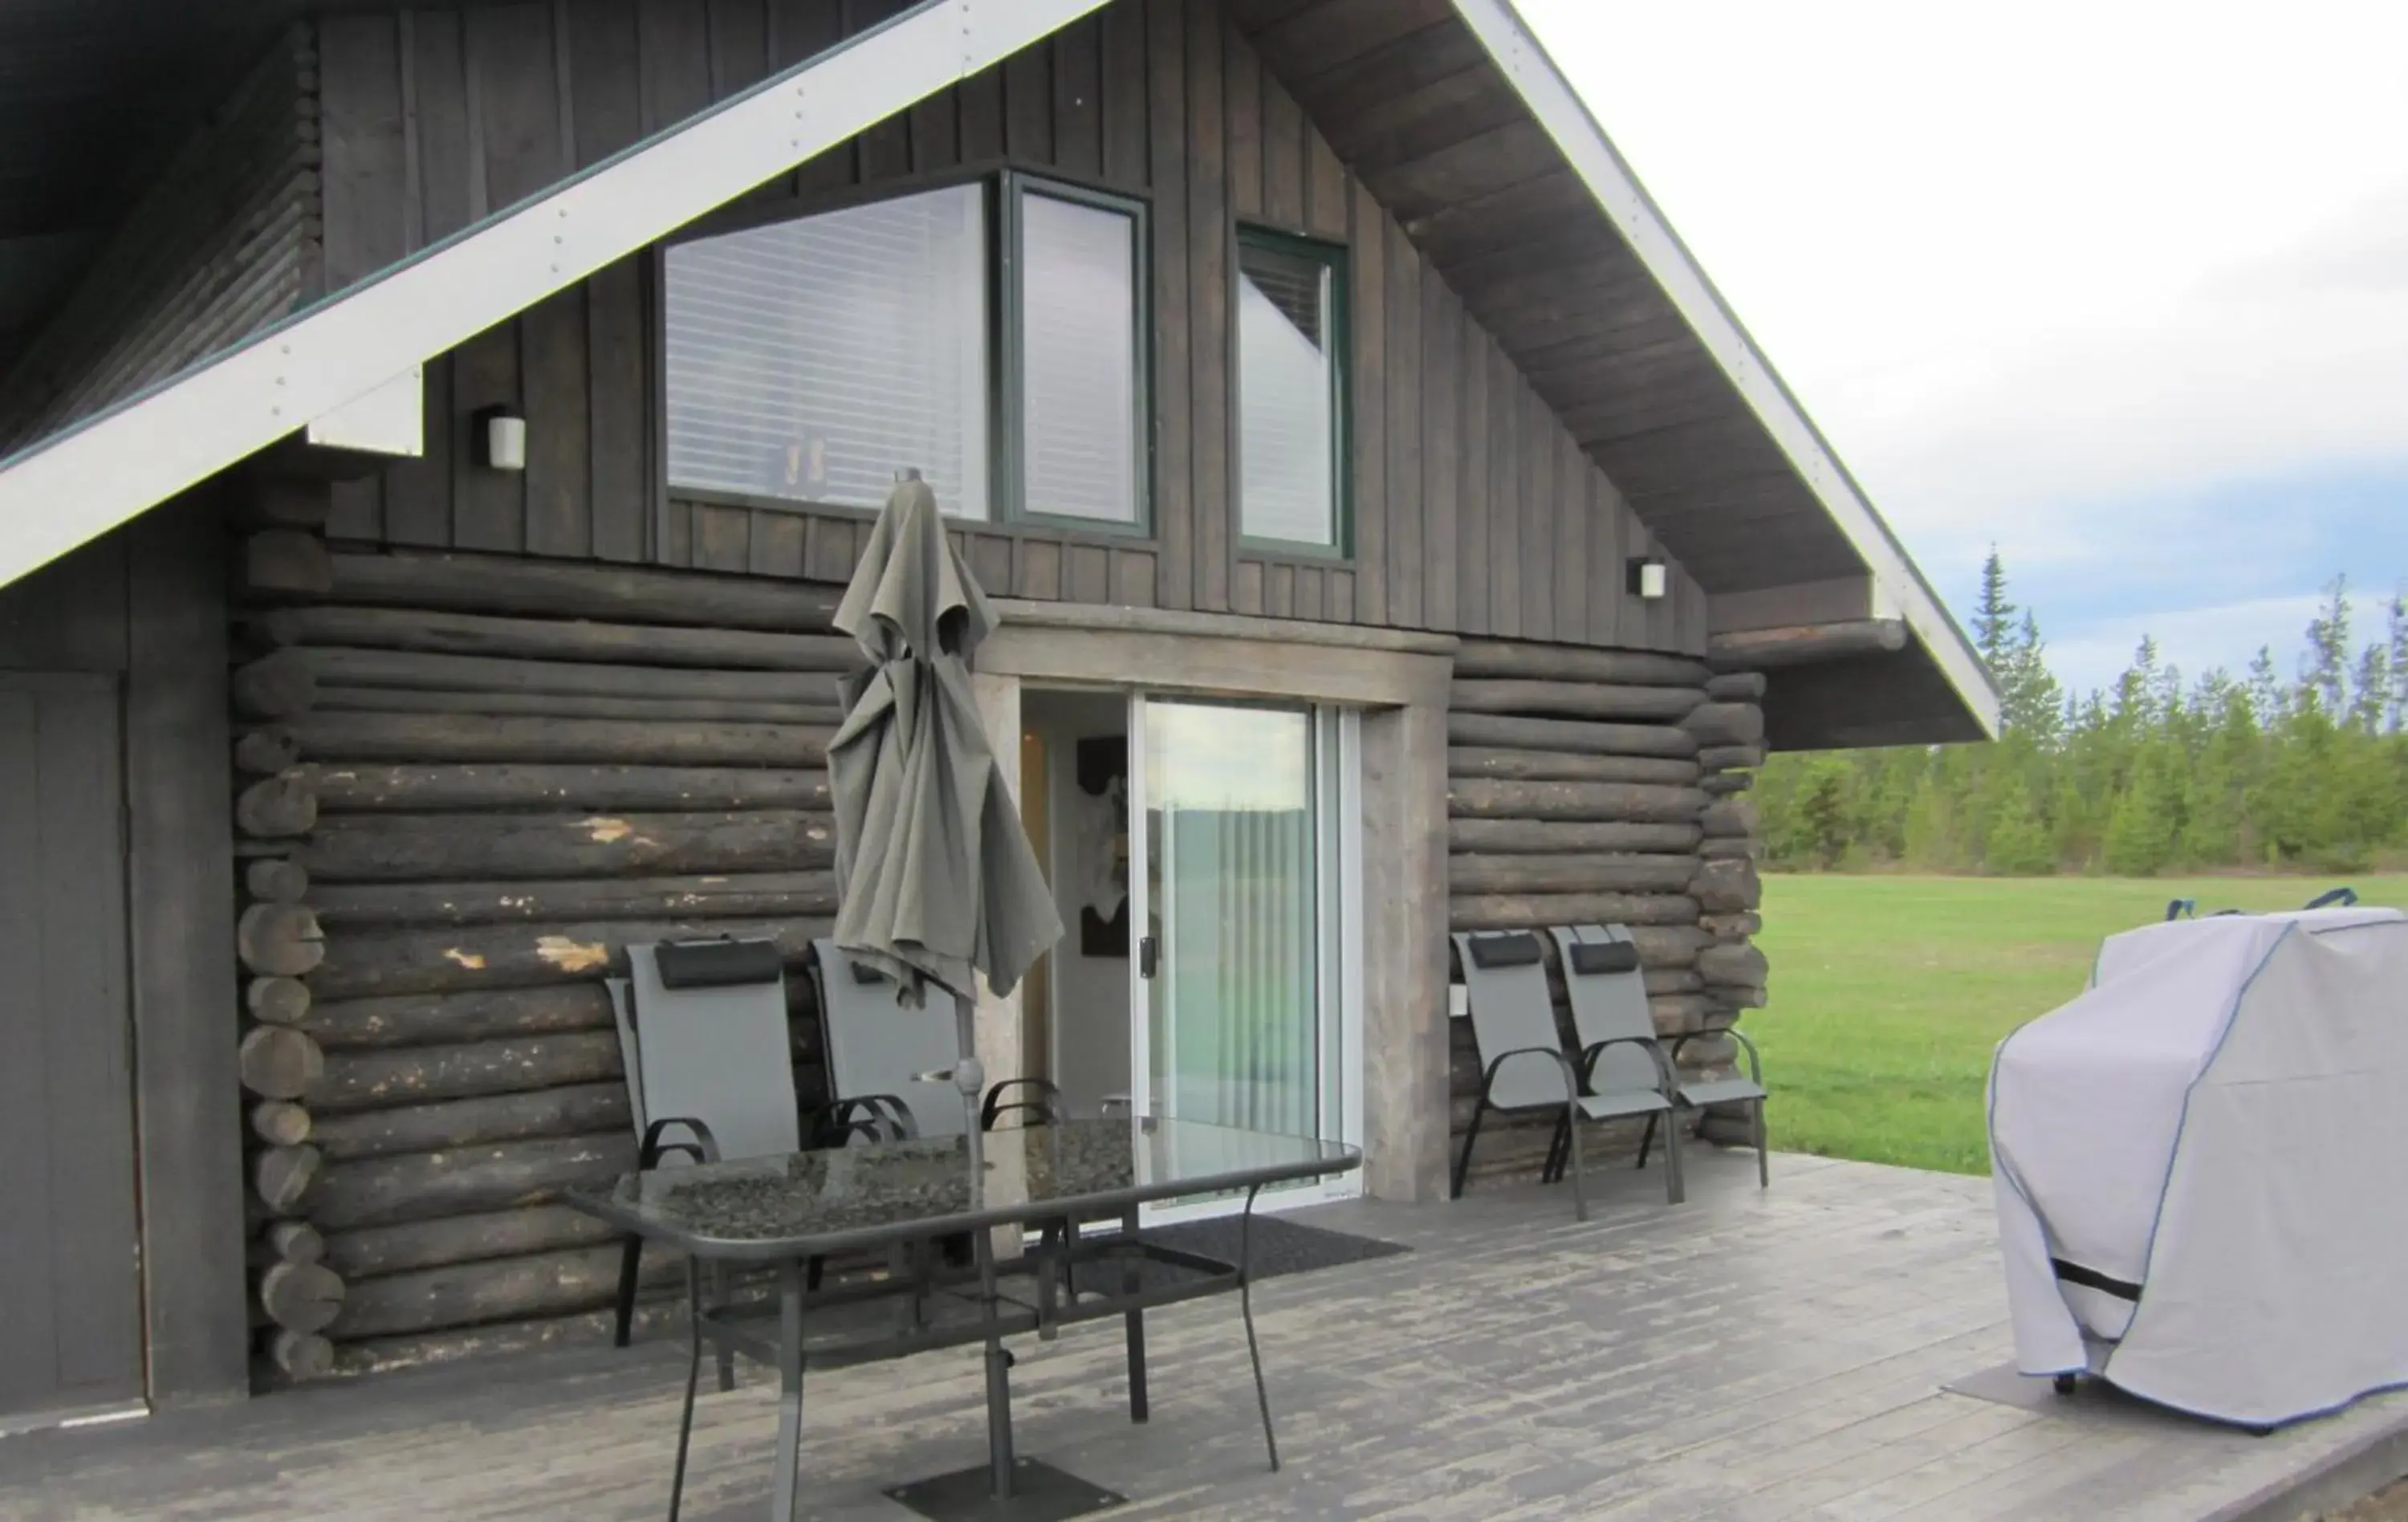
[1237,243,1336,547]
[1018,192,1140,524]
[663,184,990,519]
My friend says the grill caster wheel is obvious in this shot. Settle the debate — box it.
[2052,1374,2078,1395]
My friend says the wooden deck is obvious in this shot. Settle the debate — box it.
[4,1146,2402,1521]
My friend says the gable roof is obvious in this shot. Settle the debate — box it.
[0,0,1994,745]
[1238,0,1996,742]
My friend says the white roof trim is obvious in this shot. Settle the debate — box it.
[0,0,1108,589]
[1451,0,2000,739]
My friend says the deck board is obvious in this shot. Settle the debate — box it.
[1,1147,2400,1520]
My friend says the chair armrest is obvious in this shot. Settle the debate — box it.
[640,1116,721,1168]
[1667,1027,1764,1087]
[1578,1034,1676,1095]
[981,1076,1064,1131]
[1480,1045,1580,1106]
[811,1094,920,1147]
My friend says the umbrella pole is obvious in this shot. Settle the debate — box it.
[952,991,1016,1498]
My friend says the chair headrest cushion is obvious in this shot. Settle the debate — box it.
[1567,940,1641,976]
[1466,931,1544,969]
[654,937,784,989]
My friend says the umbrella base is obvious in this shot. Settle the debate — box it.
[883,1457,1126,1521]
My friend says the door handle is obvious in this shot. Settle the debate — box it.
[1137,934,1157,979]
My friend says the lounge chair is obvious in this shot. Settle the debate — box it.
[1551,924,1767,1190]
[1451,929,1676,1219]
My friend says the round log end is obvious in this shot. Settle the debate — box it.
[259,1260,346,1335]
[268,1329,336,1382]
[246,975,313,1025]
[234,727,302,775]
[250,1100,314,1148]
[236,774,319,840]
[245,857,311,904]
[238,902,325,978]
[252,1143,323,1212]
[266,1219,327,1265]
[240,1025,327,1101]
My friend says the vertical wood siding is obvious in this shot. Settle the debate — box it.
[315,0,1705,654]
[0,31,323,452]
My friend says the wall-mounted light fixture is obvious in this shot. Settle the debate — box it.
[474,406,527,472]
[1626,556,1667,601]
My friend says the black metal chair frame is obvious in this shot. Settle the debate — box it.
[1452,1044,1590,1219]
[1547,1033,1682,1205]
[1665,1026,1771,1190]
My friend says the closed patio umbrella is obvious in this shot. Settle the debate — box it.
[828,470,1061,1116]
[828,470,1068,1511]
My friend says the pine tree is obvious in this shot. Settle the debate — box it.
[1973,547,2017,673]
[2301,576,2353,715]
[2387,594,2406,735]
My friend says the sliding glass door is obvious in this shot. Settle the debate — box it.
[1126,697,1359,1214]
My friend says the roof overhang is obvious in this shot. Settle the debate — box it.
[1239,0,1999,747]
[0,0,1108,592]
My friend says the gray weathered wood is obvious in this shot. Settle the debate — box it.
[233,651,319,718]
[1701,772,1754,796]
[321,1203,624,1278]
[1697,744,1766,771]
[311,871,840,926]
[314,686,842,726]
[1700,797,1759,839]
[1448,853,1702,896]
[239,531,336,600]
[298,985,619,1051]
[267,1329,336,1381]
[253,1145,323,1213]
[236,774,319,838]
[301,763,831,813]
[1447,778,1707,824]
[314,1034,627,1114]
[250,1101,314,1148]
[247,976,312,1026]
[1449,678,1702,723]
[235,726,303,775]
[1704,670,1767,702]
[278,645,848,702]
[1698,836,1759,862]
[239,1026,327,1101]
[1694,857,1763,913]
[324,550,841,631]
[307,917,827,999]
[311,1085,634,1165]
[258,1260,346,1335]
[283,710,831,767]
[237,903,324,977]
[1447,712,1697,759]
[1451,640,1709,688]
[1446,819,1700,856]
[296,811,834,882]
[1707,618,1907,669]
[1697,942,1769,987]
[264,1220,326,1266]
[246,858,311,904]
[1446,747,1698,787]
[331,1244,682,1341]
[1681,702,1765,748]
[251,605,860,671]
[303,1133,636,1230]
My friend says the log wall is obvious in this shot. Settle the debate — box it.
[1445,640,1768,1190]
[230,480,846,1382]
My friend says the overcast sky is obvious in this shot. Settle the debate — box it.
[1517,0,2408,697]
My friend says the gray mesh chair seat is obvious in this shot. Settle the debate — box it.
[1451,929,1672,1220]
[1552,923,1767,1191]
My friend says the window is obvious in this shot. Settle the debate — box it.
[665,183,989,519]
[663,175,1148,531]
[1012,185,1145,526]
[1236,230,1346,551]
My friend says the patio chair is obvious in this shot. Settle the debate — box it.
[1551,923,1767,1191]
[608,938,916,1355]
[1451,929,1669,1220]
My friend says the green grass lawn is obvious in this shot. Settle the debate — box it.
[1751,873,2408,1175]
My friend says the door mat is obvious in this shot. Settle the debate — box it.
[1068,1215,1409,1296]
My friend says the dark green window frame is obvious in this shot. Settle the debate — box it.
[657,169,1153,537]
[1234,226,1350,560]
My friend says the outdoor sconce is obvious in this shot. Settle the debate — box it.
[474,406,527,471]
[1627,556,1668,600]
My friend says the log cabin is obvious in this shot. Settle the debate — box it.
[0,0,1996,1420]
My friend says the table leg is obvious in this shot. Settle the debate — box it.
[768,1260,807,1522]
[1121,1204,1148,1424]
[669,1258,705,1522]
[1239,1184,1278,1472]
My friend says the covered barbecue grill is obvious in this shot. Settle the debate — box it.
[1989,905,2408,1426]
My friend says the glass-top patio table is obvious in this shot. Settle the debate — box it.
[571,1117,1361,1522]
